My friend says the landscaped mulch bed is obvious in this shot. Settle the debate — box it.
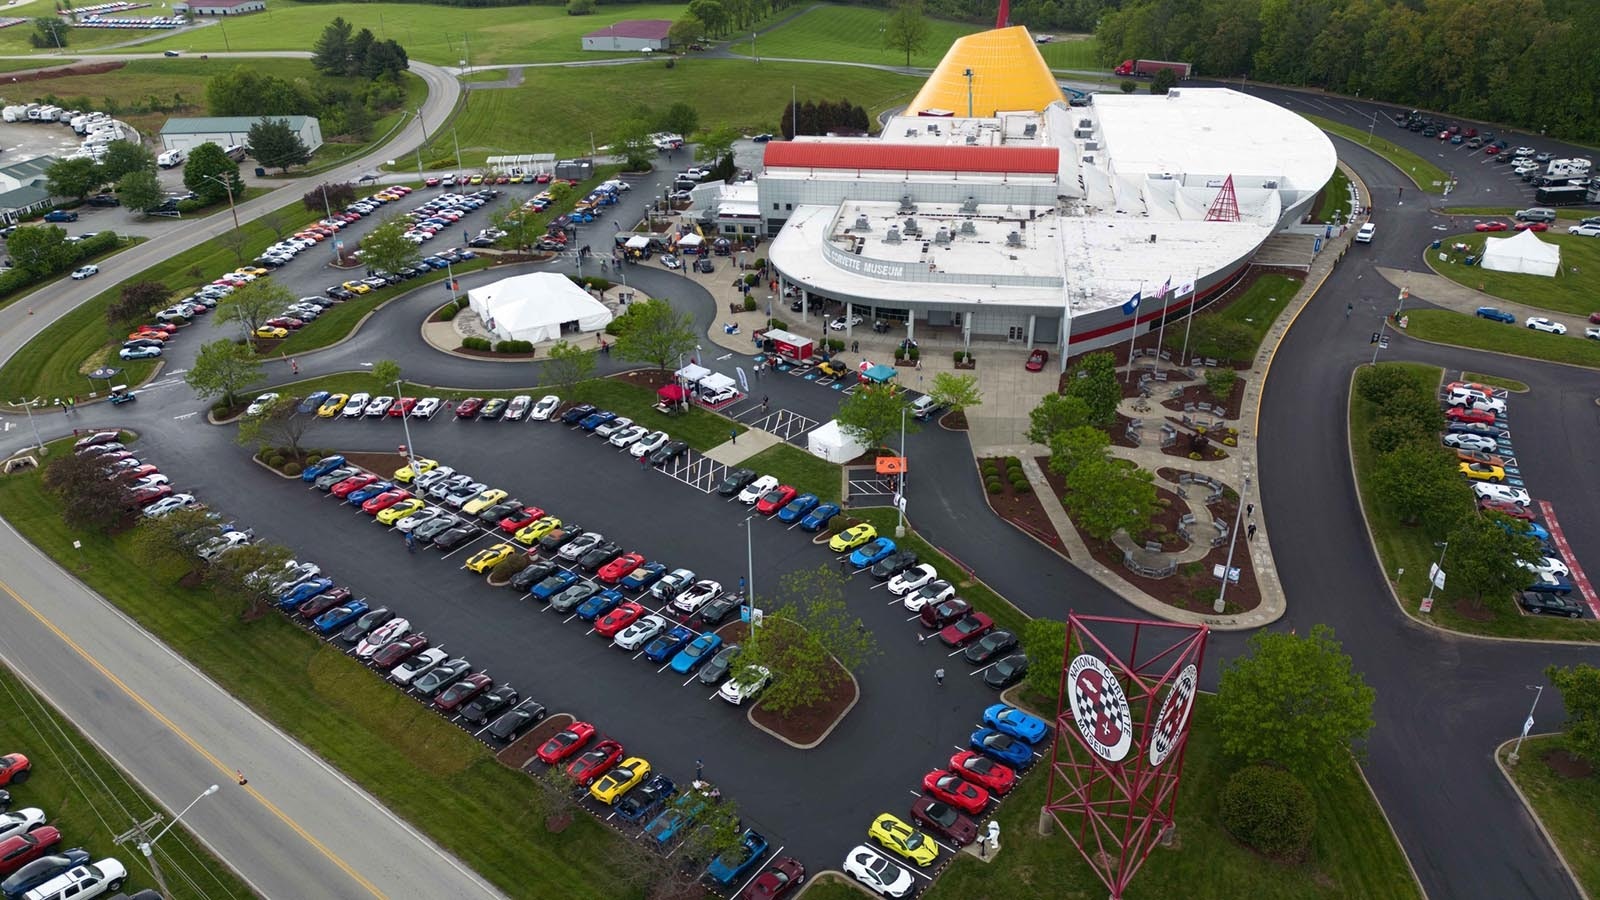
[343,451,409,475]
[1110,412,1142,449]
[740,619,857,747]
[456,346,538,360]
[1159,428,1231,461]
[1160,381,1246,420]
[939,410,968,431]
[613,368,675,390]
[980,456,1064,551]
[495,713,574,771]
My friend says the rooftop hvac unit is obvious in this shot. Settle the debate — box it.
[1082,141,1099,151]
[933,226,953,244]
[960,196,979,213]
[1006,230,1023,247]
[884,226,902,243]
[966,134,979,144]
[1078,119,1092,129]
[903,217,922,236]
[959,219,977,235]
[1023,123,1038,138]
[1074,129,1093,139]
[898,195,917,214]
[1262,180,1279,189]
[854,214,871,231]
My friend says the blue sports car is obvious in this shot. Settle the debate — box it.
[850,537,897,568]
[669,632,723,674]
[297,391,331,415]
[314,599,369,634]
[706,829,769,885]
[643,625,695,663]
[561,403,596,425]
[800,502,840,532]
[644,790,707,846]
[576,588,624,621]
[278,577,334,608]
[620,561,667,591]
[970,727,1034,768]
[1475,306,1516,323]
[982,704,1050,744]
[579,410,617,431]
[346,480,395,505]
[777,493,820,523]
[301,454,346,482]
[616,773,675,824]
[1497,519,1550,542]
[531,570,580,600]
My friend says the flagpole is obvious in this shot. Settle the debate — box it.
[1154,277,1171,367]
[1179,268,1199,367]
[1124,282,1143,383]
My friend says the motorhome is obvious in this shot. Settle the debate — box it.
[157,148,186,168]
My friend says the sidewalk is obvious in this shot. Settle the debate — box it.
[1373,265,1585,333]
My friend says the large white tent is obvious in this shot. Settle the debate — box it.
[466,273,614,344]
[1480,230,1561,277]
[807,419,866,463]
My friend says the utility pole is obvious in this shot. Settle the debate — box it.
[115,815,171,899]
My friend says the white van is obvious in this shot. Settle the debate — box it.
[157,148,185,168]
[23,859,126,900]
[1355,222,1376,243]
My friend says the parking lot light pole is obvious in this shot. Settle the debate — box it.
[1214,474,1250,613]
[395,379,420,477]
[744,515,757,634]
[15,398,43,452]
[138,784,219,898]
[1509,684,1544,764]
[896,406,907,538]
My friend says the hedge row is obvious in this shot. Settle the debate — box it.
[0,231,120,303]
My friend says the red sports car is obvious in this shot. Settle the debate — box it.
[1478,499,1536,521]
[755,485,798,516]
[594,601,646,637]
[128,329,169,342]
[128,484,173,507]
[921,769,990,816]
[499,506,546,533]
[1483,144,1500,154]
[1445,407,1496,425]
[432,673,492,712]
[330,474,379,497]
[1474,221,1509,232]
[939,613,994,647]
[566,739,623,785]
[264,316,304,330]
[0,825,60,876]
[536,722,595,764]
[361,488,412,514]
[535,173,553,184]
[597,552,645,584]
[370,633,428,669]
[388,398,417,418]
[1514,221,1549,232]
[297,588,352,618]
[949,750,1015,795]
[736,855,806,899]
[0,753,30,787]
[113,464,161,482]
[1025,348,1048,371]
[455,397,485,419]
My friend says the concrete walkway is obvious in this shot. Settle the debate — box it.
[702,427,783,465]
[1374,264,1589,334]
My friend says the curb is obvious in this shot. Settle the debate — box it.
[794,871,876,899]
[744,666,860,751]
[1493,735,1589,900]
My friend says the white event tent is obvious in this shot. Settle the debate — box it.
[466,273,614,343]
[1480,230,1560,277]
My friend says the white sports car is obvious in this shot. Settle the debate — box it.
[609,425,649,448]
[1473,483,1531,506]
[886,564,939,597]
[531,395,561,421]
[245,392,279,416]
[395,506,447,532]
[142,493,199,517]
[1525,317,1567,335]
[630,430,669,457]
[1443,433,1497,452]
[389,647,447,684]
[594,416,634,439]
[356,617,412,658]
[505,395,533,421]
[411,397,442,419]
[842,844,914,898]
[342,392,371,417]
[673,579,722,614]
[902,581,956,612]
[365,396,395,417]
[614,614,669,650]
[738,475,778,504]
[718,665,771,705]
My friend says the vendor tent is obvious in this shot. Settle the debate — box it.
[1480,230,1561,277]
[467,273,613,344]
[657,384,689,403]
[861,364,898,384]
[676,233,704,253]
[626,234,652,250]
[698,372,737,397]
[675,363,711,385]
[808,420,867,463]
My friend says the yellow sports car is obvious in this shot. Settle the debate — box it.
[254,325,289,340]
[1459,462,1505,482]
[868,813,939,867]
[817,359,849,378]
[341,280,372,295]
[464,543,516,574]
[233,266,269,277]
[462,488,509,515]
[393,457,438,484]
[829,523,878,553]
[376,498,426,525]
[588,756,650,805]
[317,393,349,418]
[514,516,561,546]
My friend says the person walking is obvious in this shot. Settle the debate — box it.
[290,358,299,374]
[1246,503,1254,518]
[1247,523,1257,542]
[935,668,945,686]
[1345,302,1352,318]
[729,429,737,444]
[695,759,704,782]
[406,531,416,553]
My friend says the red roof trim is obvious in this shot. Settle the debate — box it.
[763,142,1058,175]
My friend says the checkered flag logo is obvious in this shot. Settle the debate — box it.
[1149,664,1199,766]
[1067,654,1133,763]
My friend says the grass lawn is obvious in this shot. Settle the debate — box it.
[1460,371,1529,392]
[0,661,255,900]
[0,233,146,312]
[725,5,1098,70]
[1349,362,1600,640]
[1165,273,1304,362]
[0,23,146,55]
[916,696,1419,900]
[1311,167,1353,224]
[575,377,746,451]
[1425,231,1600,317]
[0,198,325,405]
[0,442,634,900]
[273,257,490,356]
[124,1,688,66]
[1404,309,1600,369]
[740,442,842,504]
[0,57,77,73]
[1302,115,1449,193]
[436,60,923,163]
[1444,206,1600,222]
[1498,734,1600,897]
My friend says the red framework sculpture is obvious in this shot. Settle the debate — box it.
[1205,174,1241,222]
[1042,614,1209,899]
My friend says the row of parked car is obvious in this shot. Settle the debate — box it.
[0,748,144,900]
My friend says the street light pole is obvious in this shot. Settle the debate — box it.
[744,514,757,635]
[128,783,219,899]
[395,379,420,476]
[1422,540,1448,609]
[1509,684,1545,764]
[895,405,907,538]
[202,174,241,261]
[1214,474,1250,613]
[15,398,43,452]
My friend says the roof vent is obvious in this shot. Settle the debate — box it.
[1023,123,1038,138]
[903,217,922,236]
[884,226,902,243]
[1006,229,1023,247]
[965,134,978,145]
[898,195,917,214]
[904,128,918,138]
[959,219,977,235]
[960,196,978,213]
[933,226,953,244]
[1262,180,1278,189]
[854,214,871,231]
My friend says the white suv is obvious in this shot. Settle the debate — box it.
[22,859,127,900]
[1568,224,1600,238]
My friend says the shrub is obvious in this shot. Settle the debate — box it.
[767,318,789,331]
[986,479,1003,494]
[1219,766,1317,861]
[744,273,760,287]
[306,455,321,466]
[743,296,758,312]
[494,340,534,353]
[894,347,906,360]
[981,461,999,477]
[1223,436,1237,446]
[908,347,920,360]
[826,338,845,352]
[753,257,766,270]
[461,337,492,351]
[1005,456,1021,469]
[267,454,285,468]
[1189,451,1202,460]
[1205,367,1238,399]
[1014,480,1031,494]
[491,554,532,580]
[282,462,302,477]
[437,304,459,321]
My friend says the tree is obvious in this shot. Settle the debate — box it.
[183,142,242,206]
[741,565,877,716]
[106,282,172,334]
[42,451,128,534]
[1062,455,1157,541]
[491,204,537,254]
[694,125,738,167]
[1020,618,1065,700]
[1355,364,1424,405]
[1047,425,1111,479]
[6,226,75,278]
[883,0,931,67]
[248,118,312,173]
[1366,414,1436,454]
[1447,513,1542,607]
[97,140,156,183]
[667,15,705,49]
[612,299,697,372]
[218,279,294,340]
[206,67,312,118]
[1213,625,1375,779]
[927,371,981,414]
[311,16,354,76]
[30,17,68,49]
[657,101,700,139]
[546,180,576,210]
[1063,351,1121,427]
[567,0,596,14]
[1026,393,1091,446]
[45,157,101,200]
[1205,367,1238,400]
[186,339,264,408]
[1150,67,1178,94]
[686,0,727,36]
[359,216,420,276]
[542,340,597,394]
[611,118,657,172]
[304,182,356,214]
[205,542,294,620]
[1546,664,1600,764]
[117,169,163,213]
[835,382,913,452]
[1120,80,1137,94]
[236,396,315,460]
[1368,443,1473,538]
[370,359,402,391]
[131,508,214,577]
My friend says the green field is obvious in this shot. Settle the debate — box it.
[1445,206,1600,222]
[1499,735,1600,897]
[740,442,842,503]
[1404,309,1600,369]
[0,441,633,900]
[1349,362,1599,640]
[1460,371,1529,392]
[1302,114,1450,193]
[1163,273,1305,363]
[0,23,149,55]
[434,60,923,163]
[274,257,489,356]
[124,1,688,65]
[0,661,255,900]
[1426,231,1600,317]
[725,5,1098,70]
[576,377,746,451]
[1311,167,1354,224]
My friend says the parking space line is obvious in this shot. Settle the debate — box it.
[731,846,785,897]
[945,647,965,657]
[970,660,1000,676]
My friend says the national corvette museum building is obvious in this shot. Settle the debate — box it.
[745,25,1336,355]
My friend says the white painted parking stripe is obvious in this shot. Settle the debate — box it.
[731,846,785,898]
[970,660,1001,676]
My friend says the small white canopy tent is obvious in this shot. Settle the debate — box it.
[1480,230,1561,277]
[674,363,711,385]
[697,372,737,396]
[467,273,614,344]
[807,420,867,464]
[677,233,704,250]
[626,234,652,250]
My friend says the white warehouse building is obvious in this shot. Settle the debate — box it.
[159,115,323,155]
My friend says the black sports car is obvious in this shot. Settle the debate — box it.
[538,526,585,553]
[697,643,743,686]
[963,630,1017,665]
[432,527,477,550]
[413,514,461,543]
[983,654,1029,689]
[578,540,623,572]
[871,551,919,579]
[649,440,689,467]
[561,403,597,425]
[339,606,393,643]
[695,594,741,629]
[477,500,524,524]
[487,699,547,741]
[716,468,757,497]
[461,685,519,725]
[509,562,557,592]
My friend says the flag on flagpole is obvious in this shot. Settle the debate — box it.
[1121,291,1142,315]
[1176,279,1195,297]
[1157,277,1171,300]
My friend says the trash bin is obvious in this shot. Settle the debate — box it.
[1431,239,1442,249]
[254,167,266,177]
